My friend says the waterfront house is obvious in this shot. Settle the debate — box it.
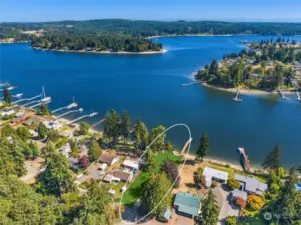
[230,189,248,201]
[234,174,268,196]
[202,167,229,187]
[173,192,201,218]
[98,153,119,166]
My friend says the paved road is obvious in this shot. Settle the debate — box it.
[213,185,239,225]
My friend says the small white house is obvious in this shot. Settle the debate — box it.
[122,159,139,170]
[202,167,229,187]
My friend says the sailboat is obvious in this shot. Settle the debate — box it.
[233,89,242,102]
[67,96,78,109]
[41,86,51,102]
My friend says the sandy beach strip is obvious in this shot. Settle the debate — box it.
[32,47,166,55]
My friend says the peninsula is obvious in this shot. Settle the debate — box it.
[195,38,301,94]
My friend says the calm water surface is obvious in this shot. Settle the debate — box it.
[1,36,301,168]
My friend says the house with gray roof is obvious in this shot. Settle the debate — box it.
[230,189,248,201]
[234,174,268,196]
[173,192,201,218]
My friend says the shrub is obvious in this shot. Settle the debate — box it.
[227,179,240,190]
[211,181,217,188]
[225,216,237,225]
[247,194,264,211]
[234,196,247,209]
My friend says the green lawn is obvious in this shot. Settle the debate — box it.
[121,152,182,207]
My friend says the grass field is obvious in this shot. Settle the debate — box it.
[121,152,182,207]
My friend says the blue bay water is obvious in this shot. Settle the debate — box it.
[1,36,301,169]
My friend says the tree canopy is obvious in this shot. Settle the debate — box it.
[262,144,281,170]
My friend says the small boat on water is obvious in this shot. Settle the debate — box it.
[41,86,51,102]
[240,40,249,44]
[233,89,242,102]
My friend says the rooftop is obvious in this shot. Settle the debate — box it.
[173,192,201,217]
[122,159,139,170]
[98,153,119,165]
[234,174,268,195]
[203,167,229,181]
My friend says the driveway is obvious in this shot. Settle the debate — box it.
[75,163,105,184]
[213,185,239,225]
[116,208,194,225]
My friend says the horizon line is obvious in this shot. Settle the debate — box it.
[2,18,301,24]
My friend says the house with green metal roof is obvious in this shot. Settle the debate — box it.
[173,192,201,218]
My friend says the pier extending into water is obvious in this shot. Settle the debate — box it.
[278,90,290,100]
[233,89,242,102]
[180,138,193,155]
[237,147,251,172]
[296,91,301,101]
[67,112,98,125]
[55,108,83,120]
[91,119,105,128]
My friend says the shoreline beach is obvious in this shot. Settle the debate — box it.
[32,47,166,55]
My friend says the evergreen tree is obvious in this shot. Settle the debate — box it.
[104,110,119,143]
[148,125,166,152]
[88,139,102,162]
[132,118,148,150]
[119,110,130,145]
[196,132,209,162]
[270,170,299,224]
[262,144,281,170]
[141,173,172,216]
[199,189,219,225]
[3,88,12,104]
[37,152,75,196]
[143,149,156,171]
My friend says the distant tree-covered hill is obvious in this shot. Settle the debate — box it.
[2,19,301,38]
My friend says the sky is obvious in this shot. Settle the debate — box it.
[0,0,301,22]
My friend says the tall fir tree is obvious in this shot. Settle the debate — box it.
[262,145,281,170]
[199,188,219,225]
[196,132,209,162]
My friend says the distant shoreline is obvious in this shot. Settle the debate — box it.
[148,33,259,39]
[31,47,166,55]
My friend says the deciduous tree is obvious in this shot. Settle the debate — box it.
[88,139,102,162]
[161,160,180,188]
